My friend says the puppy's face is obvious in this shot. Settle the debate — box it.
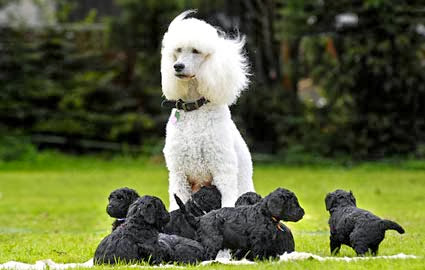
[172,46,209,80]
[127,196,170,228]
[106,188,139,218]
[191,185,221,213]
[325,189,357,212]
[266,188,304,222]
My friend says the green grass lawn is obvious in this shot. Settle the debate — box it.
[0,153,424,269]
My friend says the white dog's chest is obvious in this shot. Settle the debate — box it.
[164,111,212,182]
[163,107,231,183]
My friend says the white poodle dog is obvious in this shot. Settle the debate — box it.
[161,10,255,210]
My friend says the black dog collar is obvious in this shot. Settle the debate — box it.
[161,97,209,112]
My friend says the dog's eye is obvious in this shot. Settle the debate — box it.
[192,48,201,54]
[176,48,182,53]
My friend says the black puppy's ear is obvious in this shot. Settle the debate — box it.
[126,199,140,217]
[153,197,170,228]
[265,190,286,218]
[349,190,357,206]
[140,202,157,225]
[325,193,336,211]
[266,197,281,217]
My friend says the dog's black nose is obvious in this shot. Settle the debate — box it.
[174,63,185,72]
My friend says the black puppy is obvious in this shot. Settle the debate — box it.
[94,196,205,265]
[164,185,221,239]
[325,189,405,256]
[234,191,262,207]
[187,188,304,260]
[106,187,140,231]
[233,191,295,259]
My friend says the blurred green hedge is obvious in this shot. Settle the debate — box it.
[0,1,179,155]
[1,0,424,160]
[277,0,425,159]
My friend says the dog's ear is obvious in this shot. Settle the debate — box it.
[197,34,249,105]
[349,190,357,206]
[126,199,141,218]
[325,193,336,211]
[134,196,168,226]
[265,189,287,218]
[266,197,282,218]
[153,197,170,228]
[139,200,157,225]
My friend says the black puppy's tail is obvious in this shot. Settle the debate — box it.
[381,219,405,234]
[174,193,187,214]
[173,194,199,228]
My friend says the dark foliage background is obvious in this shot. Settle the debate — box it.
[1,0,424,160]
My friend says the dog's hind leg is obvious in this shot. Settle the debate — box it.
[250,233,272,259]
[213,173,239,207]
[330,235,341,255]
[353,244,369,256]
[169,172,192,211]
[209,154,239,207]
[370,245,379,256]
[350,229,371,256]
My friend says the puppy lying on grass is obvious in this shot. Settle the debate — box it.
[177,187,304,260]
[106,187,140,231]
[164,185,221,239]
[94,196,205,265]
[325,189,405,256]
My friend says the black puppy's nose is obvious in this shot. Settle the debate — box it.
[174,63,185,72]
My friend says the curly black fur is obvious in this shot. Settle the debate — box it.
[185,187,304,260]
[325,189,405,256]
[164,185,221,239]
[106,187,140,231]
[232,191,295,259]
[234,192,262,207]
[157,233,205,264]
[94,196,205,265]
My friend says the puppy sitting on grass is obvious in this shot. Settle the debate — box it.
[325,189,405,256]
[106,187,140,231]
[232,191,295,259]
[177,187,304,260]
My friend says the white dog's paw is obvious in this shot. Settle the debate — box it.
[215,249,232,261]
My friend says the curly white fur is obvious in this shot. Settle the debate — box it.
[161,10,255,210]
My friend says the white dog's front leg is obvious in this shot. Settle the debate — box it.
[213,173,239,207]
[168,172,191,211]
